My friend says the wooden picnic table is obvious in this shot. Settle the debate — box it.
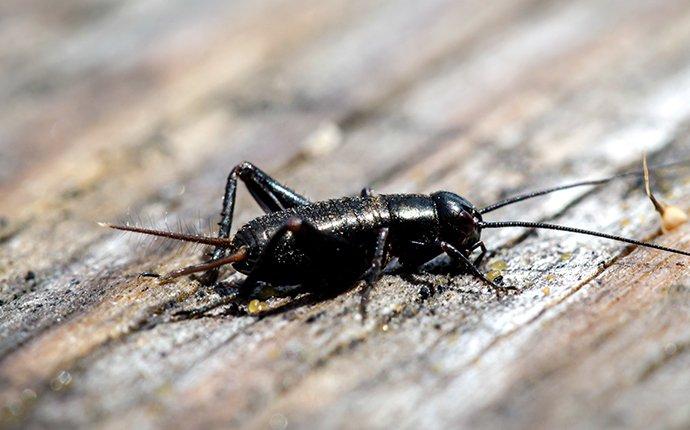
[2,0,690,428]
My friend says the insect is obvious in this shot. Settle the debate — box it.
[102,160,690,315]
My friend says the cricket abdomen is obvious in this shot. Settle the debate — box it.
[231,195,392,284]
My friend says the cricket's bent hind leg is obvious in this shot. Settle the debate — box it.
[358,227,390,320]
[440,241,517,295]
[240,217,354,297]
[238,162,311,213]
[204,162,311,285]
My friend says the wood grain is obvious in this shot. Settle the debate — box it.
[2,0,690,428]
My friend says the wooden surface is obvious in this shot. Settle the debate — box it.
[2,0,690,428]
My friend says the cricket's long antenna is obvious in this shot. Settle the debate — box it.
[98,222,232,247]
[481,221,690,257]
[479,159,690,214]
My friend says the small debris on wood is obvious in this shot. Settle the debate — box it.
[487,259,508,282]
[418,285,432,301]
[302,122,343,158]
[49,371,72,392]
[248,299,270,315]
[560,252,573,262]
[486,271,502,282]
[24,271,36,282]
[643,154,688,233]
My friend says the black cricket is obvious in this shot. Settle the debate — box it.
[103,161,690,314]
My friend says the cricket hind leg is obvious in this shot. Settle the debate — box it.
[173,217,332,319]
[235,217,358,308]
[238,162,311,213]
[241,217,356,290]
[204,162,311,285]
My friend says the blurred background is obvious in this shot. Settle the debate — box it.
[2,0,690,428]
[5,0,690,210]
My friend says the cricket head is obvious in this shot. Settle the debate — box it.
[431,191,483,250]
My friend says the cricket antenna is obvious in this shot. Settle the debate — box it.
[480,221,690,257]
[98,222,232,247]
[479,159,690,214]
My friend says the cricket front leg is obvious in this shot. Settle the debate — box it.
[358,227,390,320]
[440,241,517,295]
[472,241,488,266]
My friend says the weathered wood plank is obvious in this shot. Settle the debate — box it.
[2,0,690,429]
